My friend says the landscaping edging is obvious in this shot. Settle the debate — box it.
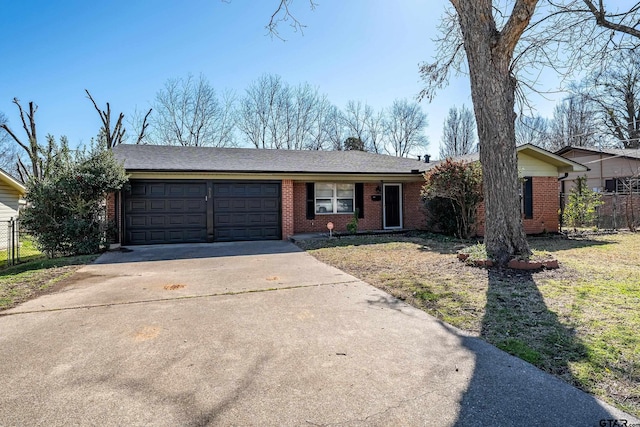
[457,253,559,270]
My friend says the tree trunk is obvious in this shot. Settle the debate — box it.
[452,0,533,264]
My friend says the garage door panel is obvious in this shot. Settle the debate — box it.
[213,182,281,242]
[214,198,280,213]
[126,180,280,244]
[149,200,166,211]
[127,200,147,212]
[262,199,279,210]
[124,180,207,245]
[214,226,280,242]
[148,184,166,196]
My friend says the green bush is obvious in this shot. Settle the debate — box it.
[562,175,603,229]
[422,159,483,239]
[424,196,460,236]
[20,144,128,257]
[346,209,359,234]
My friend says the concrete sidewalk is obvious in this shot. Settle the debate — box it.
[0,241,636,426]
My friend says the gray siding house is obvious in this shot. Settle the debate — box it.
[0,169,25,224]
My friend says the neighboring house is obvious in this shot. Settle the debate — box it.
[556,146,640,228]
[0,168,25,224]
[0,168,26,249]
[458,144,587,235]
[556,146,640,193]
[110,144,587,245]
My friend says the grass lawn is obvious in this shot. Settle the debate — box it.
[0,235,45,265]
[297,232,640,417]
[0,255,98,311]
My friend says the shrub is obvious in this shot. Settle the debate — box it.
[562,175,603,229]
[346,209,359,234]
[422,159,483,239]
[20,144,128,257]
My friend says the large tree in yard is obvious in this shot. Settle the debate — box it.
[424,1,538,263]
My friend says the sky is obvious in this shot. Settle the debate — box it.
[1,0,564,159]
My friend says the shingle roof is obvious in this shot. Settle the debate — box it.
[555,145,640,160]
[112,144,432,175]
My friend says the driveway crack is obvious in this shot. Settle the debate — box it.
[0,279,362,317]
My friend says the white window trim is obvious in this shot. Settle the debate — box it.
[315,183,355,215]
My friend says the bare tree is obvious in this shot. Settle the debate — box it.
[306,95,341,150]
[0,112,19,174]
[549,94,600,150]
[385,98,428,158]
[86,89,151,149]
[579,52,640,149]
[151,74,235,147]
[341,100,373,151]
[239,74,281,149]
[365,110,386,154]
[439,104,476,158]
[515,115,550,148]
[0,99,44,181]
[322,104,346,150]
[238,75,339,150]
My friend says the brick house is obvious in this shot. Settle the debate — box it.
[455,144,587,235]
[109,144,586,245]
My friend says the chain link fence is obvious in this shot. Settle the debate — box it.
[1,218,42,267]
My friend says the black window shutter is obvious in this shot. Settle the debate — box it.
[306,183,315,220]
[523,177,533,219]
[355,183,364,219]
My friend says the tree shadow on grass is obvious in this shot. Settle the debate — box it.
[453,268,632,425]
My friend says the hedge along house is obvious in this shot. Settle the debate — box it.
[459,144,588,235]
[110,145,431,245]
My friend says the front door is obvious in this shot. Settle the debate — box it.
[383,183,402,229]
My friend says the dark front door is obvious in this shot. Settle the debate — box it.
[124,180,208,245]
[213,182,281,241]
[384,184,402,229]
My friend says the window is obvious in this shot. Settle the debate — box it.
[521,177,533,219]
[605,177,640,194]
[315,183,355,214]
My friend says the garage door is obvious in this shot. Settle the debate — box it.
[124,181,208,245]
[214,182,281,242]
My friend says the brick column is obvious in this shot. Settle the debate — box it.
[281,179,294,240]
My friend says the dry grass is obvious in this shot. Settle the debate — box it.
[0,255,98,310]
[297,232,640,417]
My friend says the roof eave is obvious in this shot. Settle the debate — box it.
[0,169,26,195]
[518,144,589,173]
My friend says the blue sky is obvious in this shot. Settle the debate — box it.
[1,1,560,158]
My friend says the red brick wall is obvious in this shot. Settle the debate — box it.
[293,182,383,233]
[475,176,559,236]
[403,181,427,230]
[106,192,119,244]
[525,176,559,234]
[281,179,294,239]
[106,193,116,223]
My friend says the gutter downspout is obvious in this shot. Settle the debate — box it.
[558,173,569,232]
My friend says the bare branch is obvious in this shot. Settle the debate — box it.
[134,108,152,145]
[266,0,317,40]
[582,0,640,39]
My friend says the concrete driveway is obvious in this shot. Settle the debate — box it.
[0,241,636,426]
